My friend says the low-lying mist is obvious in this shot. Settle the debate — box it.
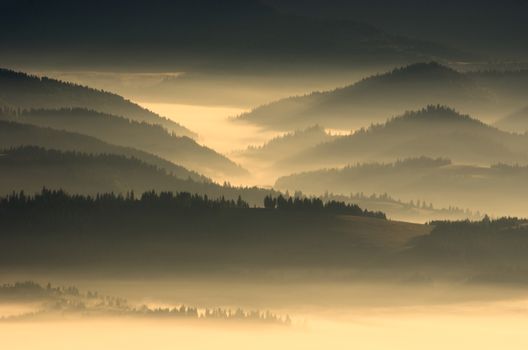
[3,277,528,350]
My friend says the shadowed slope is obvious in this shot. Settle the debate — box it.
[0,68,195,137]
[0,120,207,182]
[0,146,274,206]
[0,107,248,179]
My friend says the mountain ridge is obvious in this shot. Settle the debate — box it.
[236,62,521,130]
[0,68,195,137]
[275,106,528,171]
[0,107,247,179]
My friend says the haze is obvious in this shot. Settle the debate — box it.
[1,1,528,349]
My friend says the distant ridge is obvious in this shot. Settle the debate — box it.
[275,156,528,217]
[0,107,248,179]
[236,62,501,130]
[276,106,528,171]
[0,0,467,70]
[0,119,207,182]
[0,68,195,138]
[0,146,275,206]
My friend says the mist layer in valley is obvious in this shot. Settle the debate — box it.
[2,2,528,348]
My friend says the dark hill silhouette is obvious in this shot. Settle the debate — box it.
[405,218,528,281]
[236,63,517,130]
[278,106,528,172]
[0,107,247,179]
[0,146,274,205]
[0,68,194,137]
[275,157,528,217]
[495,106,528,133]
[0,0,466,70]
[3,190,528,284]
[0,120,207,182]
[0,187,429,275]
[265,0,528,59]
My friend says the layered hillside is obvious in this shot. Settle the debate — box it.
[0,68,194,137]
[0,107,247,179]
[276,157,528,217]
[279,106,528,172]
[237,63,527,130]
[0,146,274,206]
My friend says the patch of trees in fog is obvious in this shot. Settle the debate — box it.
[0,281,290,325]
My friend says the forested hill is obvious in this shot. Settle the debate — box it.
[0,188,419,275]
[0,68,194,137]
[0,107,247,179]
[0,146,273,206]
[275,156,528,218]
[278,106,528,172]
[236,62,526,130]
[2,190,528,284]
[0,120,207,182]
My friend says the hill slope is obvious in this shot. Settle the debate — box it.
[0,187,428,274]
[0,68,194,137]
[237,62,522,130]
[275,157,528,217]
[0,120,207,181]
[0,146,273,206]
[0,107,247,179]
[279,106,528,172]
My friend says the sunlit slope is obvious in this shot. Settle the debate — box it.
[0,108,248,178]
[0,68,194,137]
[0,146,273,206]
[237,62,527,130]
[277,106,528,172]
[0,120,206,181]
[275,157,528,217]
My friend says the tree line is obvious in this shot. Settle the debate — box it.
[0,189,384,219]
[263,195,386,219]
[0,188,250,214]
